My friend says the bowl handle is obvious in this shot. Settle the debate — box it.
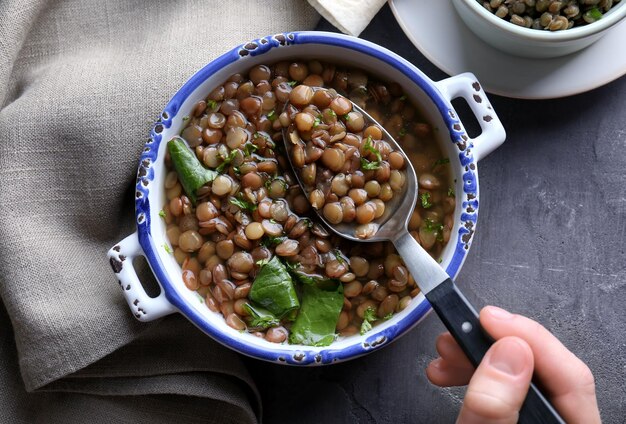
[108,232,177,322]
[435,73,506,162]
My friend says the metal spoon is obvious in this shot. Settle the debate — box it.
[283,88,564,424]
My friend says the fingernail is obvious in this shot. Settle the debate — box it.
[430,358,443,370]
[486,305,513,320]
[487,338,527,377]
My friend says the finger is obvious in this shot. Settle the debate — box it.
[457,337,534,424]
[480,306,601,424]
[426,357,475,387]
[435,332,474,369]
[427,332,475,387]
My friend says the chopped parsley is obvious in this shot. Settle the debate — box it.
[343,114,350,121]
[158,209,166,219]
[360,158,381,170]
[264,177,275,189]
[398,128,407,137]
[447,187,455,197]
[334,249,346,265]
[265,177,287,191]
[420,192,433,209]
[360,307,377,335]
[287,80,298,87]
[229,196,257,212]
[360,136,382,170]
[243,142,258,156]
[433,158,450,167]
[384,312,394,320]
[313,116,321,127]
[261,235,287,247]
[424,218,445,242]
[266,110,277,121]
[424,218,444,233]
[363,136,382,162]
[215,150,237,173]
[163,243,173,254]
[182,115,190,122]
[586,7,603,20]
[399,95,407,101]
[328,109,337,117]
[207,99,218,110]
[256,258,270,267]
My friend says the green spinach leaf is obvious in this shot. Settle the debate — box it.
[293,272,340,291]
[249,256,299,319]
[288,283,343,347]
[242,303,280,330]
[167,137,217,203]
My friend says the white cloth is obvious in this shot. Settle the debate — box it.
[307,0,387,35]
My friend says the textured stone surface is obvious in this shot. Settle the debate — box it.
[247,5,626,424]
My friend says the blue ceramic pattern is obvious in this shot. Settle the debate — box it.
[133,32,479,365]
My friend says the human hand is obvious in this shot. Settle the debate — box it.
[426,306,601,424]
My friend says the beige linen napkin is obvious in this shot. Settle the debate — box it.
[307,0,387,35]
[0,0,318,422]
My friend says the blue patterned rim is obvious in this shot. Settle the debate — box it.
[133,31,479,365]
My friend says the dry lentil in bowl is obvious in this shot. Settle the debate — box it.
[161,60,455,346]
[479,0,622,30]
[283,86,408,239]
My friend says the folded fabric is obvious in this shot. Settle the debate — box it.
[0,0,318,422]
[307,0,387,35]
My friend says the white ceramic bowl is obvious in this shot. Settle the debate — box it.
[107,31,505,365]
[452,0,626,58]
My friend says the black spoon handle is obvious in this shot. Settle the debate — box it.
[426,279,565,424]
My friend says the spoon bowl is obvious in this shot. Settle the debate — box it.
[283,88,418,243]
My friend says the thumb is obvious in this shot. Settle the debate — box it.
[457,337,534,424]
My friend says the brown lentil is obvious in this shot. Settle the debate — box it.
[344,280,363,298]
[216,240,234,260]
[182,269,199,290]
[398,295,412,311]
[179,230,203,252]
[323,202,343,224]
[226,313,246,331]
[265,326,288,343]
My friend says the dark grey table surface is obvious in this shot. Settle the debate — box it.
[245,5,626,424]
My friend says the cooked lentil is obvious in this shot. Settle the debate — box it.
[163,60,455,344]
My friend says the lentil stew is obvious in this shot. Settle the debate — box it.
[161,60,455,346]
